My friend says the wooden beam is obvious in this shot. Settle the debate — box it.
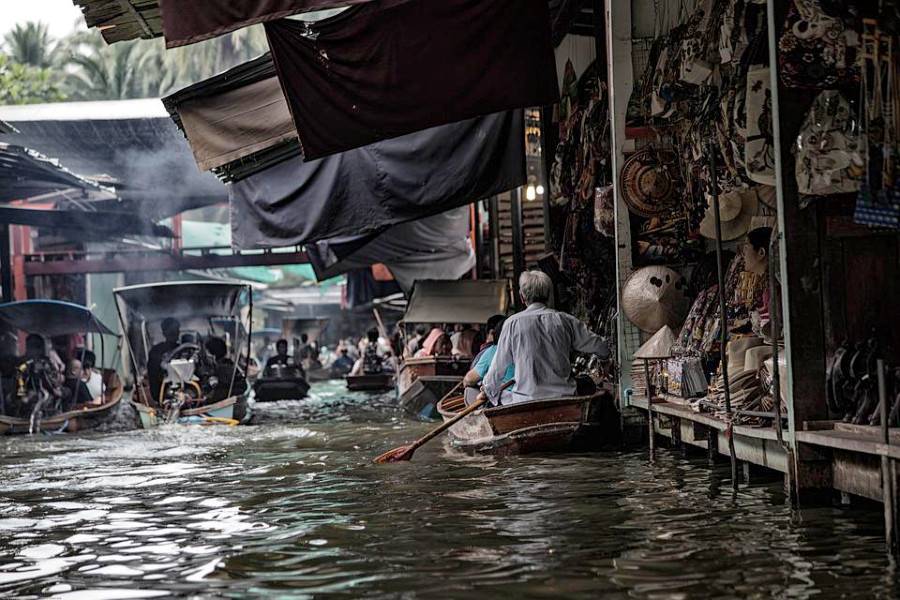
[23,249,309,276]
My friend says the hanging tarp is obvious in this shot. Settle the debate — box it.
[164,56,293,174]
[403,280,511,325]
[230,110,524,247]
[264,0,558,159]
[159,0,364,48]
[306,207,475,292]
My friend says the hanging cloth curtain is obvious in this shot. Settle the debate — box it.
[264,0,558,159]
[158,0,373,48]
[229,110,524,247]
[306,207,475,292]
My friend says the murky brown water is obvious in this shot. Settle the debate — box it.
[0,381,897,598]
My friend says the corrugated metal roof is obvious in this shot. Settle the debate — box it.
[0,100,224,218]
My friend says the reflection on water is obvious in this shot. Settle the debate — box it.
[0,380,896,598]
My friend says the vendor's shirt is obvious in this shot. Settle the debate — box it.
[483,303,609,404]
[473,345,514,383]
[84,370,104,400]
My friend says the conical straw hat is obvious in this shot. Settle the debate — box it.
[622,266,689,333]
[634,325,676,359]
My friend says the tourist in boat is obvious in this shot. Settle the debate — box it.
[351,328,386,376]
[330,347,355,376]
[481,271,610,405]
[264,339,295,376]
[76,349,105,404]
[414,327,452,358]
[405,325,427,357]
[62,359,94,410]
[450,324,480,359]
[147,318,181,403]
[463,315,514,405]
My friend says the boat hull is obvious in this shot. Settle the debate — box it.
[253,377,311,402]
[399,376,462,420]
[132,394,247,428]
[347,373,395,392]
[437,392,614,455]
[0,371,125,435]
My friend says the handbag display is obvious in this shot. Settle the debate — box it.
[795,90,864,196]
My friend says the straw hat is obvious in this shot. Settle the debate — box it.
[623,267,689,333]
[621,149,678,218]
[634,325,676,359]
[726,336,765,372]
[699,187,759,241]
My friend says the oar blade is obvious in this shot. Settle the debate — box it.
[373,445,415,464]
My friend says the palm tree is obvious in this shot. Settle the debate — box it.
[2,22,62,69]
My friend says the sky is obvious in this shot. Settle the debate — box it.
[1,0,86,39]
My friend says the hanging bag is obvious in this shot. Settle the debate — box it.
[778,0,861,89]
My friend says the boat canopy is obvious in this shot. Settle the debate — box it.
[0,300,117,337]
[114,281,248,323]
[402,280,511,325]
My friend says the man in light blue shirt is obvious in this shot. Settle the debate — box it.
[481,271,610,405]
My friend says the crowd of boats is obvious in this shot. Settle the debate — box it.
[0,279,618,457]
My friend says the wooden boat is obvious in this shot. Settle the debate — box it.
[398,279,512,420]
[133,394,247,428]
[398,357,468,419]
[0,300,126,435]
[436,391,614,455]
[347,372,395,392]
[115,281,254,428]
[253,368,311,402]
[0,369,124,435]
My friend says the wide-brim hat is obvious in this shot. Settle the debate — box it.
[623,267,689,333]
[699,187,759,241]
[621,149,679,218]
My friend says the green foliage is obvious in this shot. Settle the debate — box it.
[0,54,66,104]
[1,20,271,104]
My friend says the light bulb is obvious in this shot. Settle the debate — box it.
[536,185,545,196]
[526,185,536,201]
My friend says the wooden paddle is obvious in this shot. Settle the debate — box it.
[374,379,515,463]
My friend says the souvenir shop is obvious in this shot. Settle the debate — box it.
[589,0,900,513]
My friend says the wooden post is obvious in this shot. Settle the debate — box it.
[644,358,654,461]
[0,224,11,304]
[708,145,739,489]
[879,360,897,553]
[510,187,526,307]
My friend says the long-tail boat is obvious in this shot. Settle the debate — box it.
[0,300,124,435]
[398,279,511,420]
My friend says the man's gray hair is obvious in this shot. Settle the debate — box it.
[519,270,552,305]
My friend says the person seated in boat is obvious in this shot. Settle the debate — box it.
[206,336,248,401]
[351,328,387,376]
[463,315,514,398]
[148,318,181,403]
[480,271,610,406]
[77,349,105,404]
[405,325,427,357]
[330,347,355,376]
[450,324,481,359]
[414,328,453,358]
[62,359,94,410]
[265,339,297,377]
[0,353,18,415]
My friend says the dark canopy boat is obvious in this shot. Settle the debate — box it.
[347,372,395,392]
[0,300,124,435]
[436,389,616,455]
[398,280,511,420]
[115,281,253,427]
[253,363,311,402]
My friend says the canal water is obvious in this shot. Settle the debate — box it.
[0,381,896,599]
